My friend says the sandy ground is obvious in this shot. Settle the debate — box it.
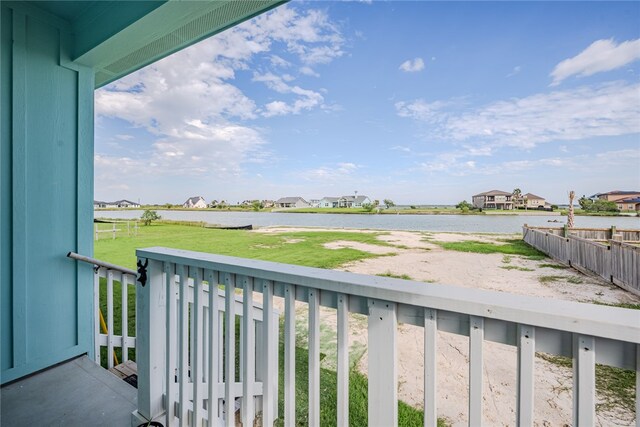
[254,227,639,426]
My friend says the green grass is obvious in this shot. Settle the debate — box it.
[538,263,569,269]
[537,353,636,413]
[94,223,396,365]
[500,266,534,272]
[430,238,546,259]
[95,223,395,270]
[275,327,448,427]
[377,271,413,280]
[592,301,640,310]
[538,275,583,284]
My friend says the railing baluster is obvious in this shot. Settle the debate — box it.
[224,273,236,427]
[636,344,639,427]
[179,265,189,426]
[262,280,276,426]
[121,274,129,363]
[424,308,437,427]
[207,270,220,427]
[165,263,176,426]
[284,283,296,427]
[469,315,484,426]
[337,293,349,427]
[94,268,100,365]
[367,299,397,427]
[573,334,595,425]
[242,276,255,426]
[308,288,321,427]
[107,270,114,369]
[193,267,204,427]
[136,258,166,422]
[517,324,535,426]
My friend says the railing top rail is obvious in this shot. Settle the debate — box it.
[137,247,640,344]
[68,251,137,276]
[524,225,640,232]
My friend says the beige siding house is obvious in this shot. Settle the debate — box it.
[472,190,514,210]
[517,193,547,209]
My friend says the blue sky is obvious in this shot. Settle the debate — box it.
[95,1,640,205]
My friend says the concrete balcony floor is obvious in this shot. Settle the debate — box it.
[1,355,136,426]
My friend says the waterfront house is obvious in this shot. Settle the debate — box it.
[472,190,514,210]
[339,195,372,208]
[591,190,640,202]
[319,195,372,208]
[183,196,207,209]
[615,197,640,212]
[115,199,140,208]
[515,193,548,209]
[276,196,310,208]
[2,2,637,427]
[319,196,340,208]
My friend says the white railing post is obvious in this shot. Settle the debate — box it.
[134,258,166,423]
[367,299,397,427]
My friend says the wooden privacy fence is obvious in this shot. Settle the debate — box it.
[528,225,640,241]
[523,226,640,296]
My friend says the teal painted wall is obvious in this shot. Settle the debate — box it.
[1,4,14,374]
[1,3,94,384]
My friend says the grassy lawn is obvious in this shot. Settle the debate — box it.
[95,222,444,425]
[95,223,395,270]
[428,238,546,259]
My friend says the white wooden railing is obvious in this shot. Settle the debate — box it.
[133,247,640,427]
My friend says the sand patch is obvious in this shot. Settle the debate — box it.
[255,227,638,425]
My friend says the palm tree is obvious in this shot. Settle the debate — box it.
[512,188,522,209]
[568,190,575,229]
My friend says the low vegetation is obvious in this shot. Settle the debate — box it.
[500,265,534,272]
[429,238,546,259]
[538,263,569,269]
[537,353,636,414]
[377,271,413,280]
[538,275,583,284]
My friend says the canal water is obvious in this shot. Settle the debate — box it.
[95,210,639,234]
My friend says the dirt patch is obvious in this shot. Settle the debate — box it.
[264,228,638,426]
[323,240,396,255]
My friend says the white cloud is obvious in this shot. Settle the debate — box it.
[297,162,360,182]
[269,55,291,68]
[116,134,134,141]
[396,81,640,150]
[300,66,320,77]
[253,72,324,116]
[507,65,521,78]
[399,58,425,73]
[417,149,640,177]
[550,38,640,86]
[95,4,343,190]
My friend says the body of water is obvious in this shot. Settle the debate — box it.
[95,210,639,234]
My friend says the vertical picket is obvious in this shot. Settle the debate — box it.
[337,293,349,426]
[424,308,437,427]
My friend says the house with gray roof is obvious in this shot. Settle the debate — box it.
[515,193,548,210]
[472,190,514,210]
[276,197,310,208]
[183,196,207,209]
[318,195,372,208]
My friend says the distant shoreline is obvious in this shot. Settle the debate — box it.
[94,206,635,217]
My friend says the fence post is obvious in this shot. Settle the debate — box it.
[112,223,116,240]
[563,224,568,237]
[611,225,616,239]
[135,258,166,423]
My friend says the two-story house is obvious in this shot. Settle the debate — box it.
[472,190,514,210]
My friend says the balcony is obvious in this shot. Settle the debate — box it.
[65,247,638,426]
